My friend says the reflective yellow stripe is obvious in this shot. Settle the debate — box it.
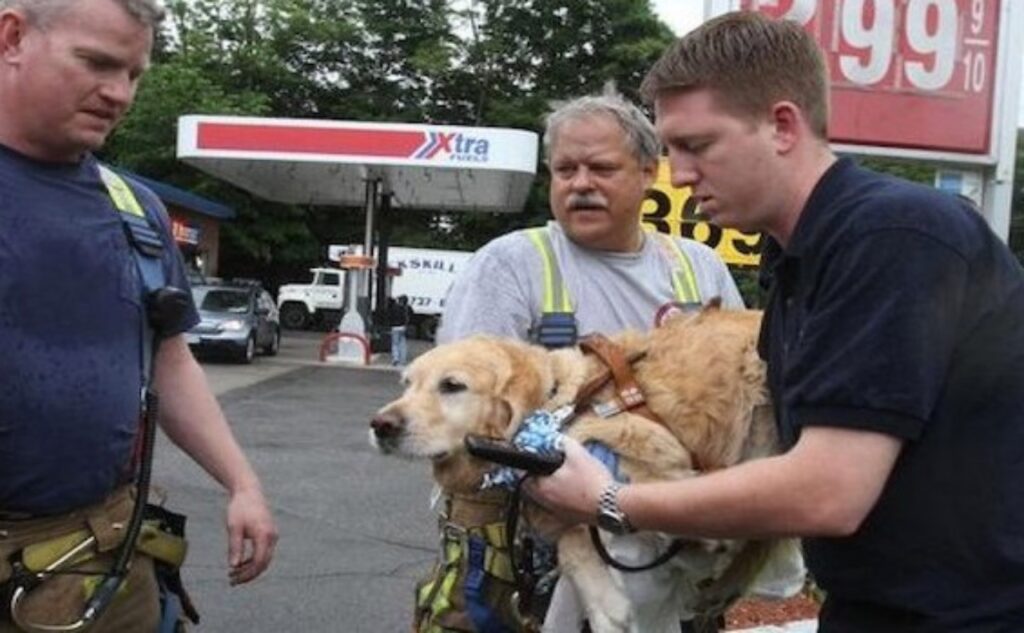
[21,520,187,572]
[527,228,572,312]
[660,234,701,303]
[483,522,507,549]
[477,523,513,582]
[483,546,514,582]
[97,165,145,217]
[428,539,463,615]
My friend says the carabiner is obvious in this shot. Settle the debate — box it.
[8,535,110,633]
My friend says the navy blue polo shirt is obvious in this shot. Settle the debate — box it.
[0,144,198,515]
[760,158,1024,630]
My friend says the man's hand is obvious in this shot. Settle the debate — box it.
[225,487,278,585]
[523,437,613,525]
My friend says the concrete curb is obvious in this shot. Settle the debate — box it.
[730,620,817,633]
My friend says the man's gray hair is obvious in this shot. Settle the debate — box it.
[0,0,165,27]
[544,94,660,166]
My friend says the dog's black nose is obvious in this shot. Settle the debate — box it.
[370,412,403,439]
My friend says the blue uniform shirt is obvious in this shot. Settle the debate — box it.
[0,144,198,515]
[760,158,1024,629]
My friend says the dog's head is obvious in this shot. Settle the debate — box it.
[370,335,561,490]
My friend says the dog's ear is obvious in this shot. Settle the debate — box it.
[489,341,551,437]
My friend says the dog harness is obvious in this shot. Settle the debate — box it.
[415,491,530,633]
[526,227,703,348]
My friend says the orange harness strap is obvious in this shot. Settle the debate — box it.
[574,334,715,472]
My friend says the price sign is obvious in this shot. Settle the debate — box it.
[641,160,763,267]
[740,0,1001,156]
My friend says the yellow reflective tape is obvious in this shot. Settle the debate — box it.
[482,522,507,549]
[661,234,701,303]
[433,564,460,615]
[483,547,514,583]
[135,522,188,568]
[527,228,572,312]
[527,229,558,313]
[417,577,437,606]
[22,529,94,572]
[97,165,145,217]
[469,522,515,582]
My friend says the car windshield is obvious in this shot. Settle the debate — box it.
[193,288,250,313]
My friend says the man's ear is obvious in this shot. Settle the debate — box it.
[769,101,803,154]
[0,10,29,60]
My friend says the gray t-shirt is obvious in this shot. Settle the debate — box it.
[438,221,744,343]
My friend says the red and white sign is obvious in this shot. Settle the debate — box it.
[176,116,539,212]
[193,122,495,164]
[736,0,1002,157]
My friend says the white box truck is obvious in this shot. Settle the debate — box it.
[276,246,472,339]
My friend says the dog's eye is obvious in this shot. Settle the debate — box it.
[438,378,467,394]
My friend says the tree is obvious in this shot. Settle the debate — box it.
[427,0,675,249]
[105,0,677,283]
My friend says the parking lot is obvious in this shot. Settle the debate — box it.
[153,331,437,632]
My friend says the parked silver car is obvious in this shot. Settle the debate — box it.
[186,282,281,363]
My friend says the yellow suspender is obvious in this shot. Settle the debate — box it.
[658,233,701,304]
[526,228,573,313]
[97,165,145,217]
[527,227,701,311]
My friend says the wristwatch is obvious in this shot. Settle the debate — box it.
[596,481,634,535]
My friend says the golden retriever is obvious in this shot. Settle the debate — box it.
[370,307,802,632]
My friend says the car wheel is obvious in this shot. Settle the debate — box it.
[238,334,256,364]
[263,328,280,356]
[280,303,310,330]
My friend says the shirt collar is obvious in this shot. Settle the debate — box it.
[783,156,857,258]
[759,157,857,285]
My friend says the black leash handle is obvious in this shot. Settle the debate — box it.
[588,526,684,572]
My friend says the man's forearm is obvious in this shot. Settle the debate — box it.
[153,336,263,495]
[621,426,902,539]
[621,454,831,539]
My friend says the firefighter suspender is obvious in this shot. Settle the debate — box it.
[97,165,166,383]
[526,228,577,348]
[658,233,702,307]
[526,227,702,348]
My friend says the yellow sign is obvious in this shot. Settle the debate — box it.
[640,159,763,268]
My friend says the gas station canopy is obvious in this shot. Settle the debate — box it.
[176,115,539,213]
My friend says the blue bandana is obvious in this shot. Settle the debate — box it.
[480,409,624,490]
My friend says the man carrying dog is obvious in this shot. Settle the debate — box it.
[0,0,277,630]
[529,11,1024,631]
[438,93,748,631]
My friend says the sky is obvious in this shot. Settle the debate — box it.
[649,0,1024,128]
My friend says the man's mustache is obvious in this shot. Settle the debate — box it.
[567,194,607,210]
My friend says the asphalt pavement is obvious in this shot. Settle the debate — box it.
[153,331,437,632]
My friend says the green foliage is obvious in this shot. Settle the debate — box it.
[731,269,767,309]
[99,0,677,283]
[855,155,935,185]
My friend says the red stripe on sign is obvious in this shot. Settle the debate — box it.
[196,123,426,157]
